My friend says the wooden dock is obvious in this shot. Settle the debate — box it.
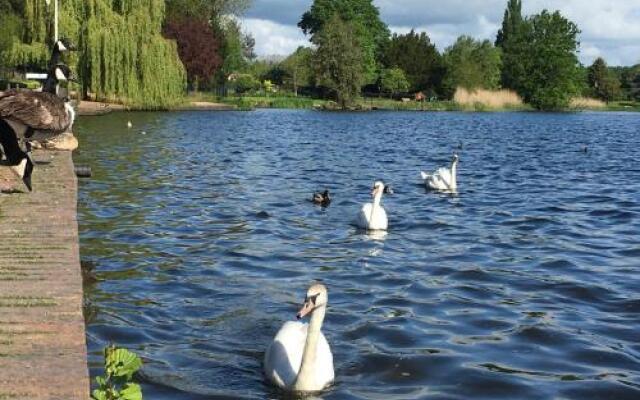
[0,150,89,399]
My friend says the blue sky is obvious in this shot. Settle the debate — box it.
[242,0,640,66]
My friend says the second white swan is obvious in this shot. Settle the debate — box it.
[421,153,459,192]
[356,181,389,230]
[264,283,334,392]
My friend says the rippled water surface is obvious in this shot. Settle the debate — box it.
[75,110,640,399]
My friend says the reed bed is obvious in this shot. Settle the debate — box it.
[454,88,524,110]
[570,97,606,109]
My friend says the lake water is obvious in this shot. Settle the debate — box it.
[74,109,640,399]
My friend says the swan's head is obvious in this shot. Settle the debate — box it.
[371,181,385,197]
[297,283,328,319]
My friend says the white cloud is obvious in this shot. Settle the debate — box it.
[242,18,310,56]
[243,0,640,65]
[523,0,640,65]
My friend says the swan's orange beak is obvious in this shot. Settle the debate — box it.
[296,300,314,320]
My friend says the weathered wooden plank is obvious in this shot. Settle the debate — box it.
[0,151,89,400]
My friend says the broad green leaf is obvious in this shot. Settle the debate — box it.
[119,383,143,400]
[106,348,143,379]
[95,376,106,386]
[91,389,107,400]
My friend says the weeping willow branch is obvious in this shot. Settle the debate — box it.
[8,0,186,109]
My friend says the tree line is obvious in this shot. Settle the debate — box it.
[1,0,638,110]
[0,0,254,107]
[245,0,640,110]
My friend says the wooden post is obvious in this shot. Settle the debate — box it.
[54,0,59,42]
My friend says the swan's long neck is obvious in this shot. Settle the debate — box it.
[294,305,326,391]
[369,190,383,225]
[373,190,383,207]
[450,159,458,190]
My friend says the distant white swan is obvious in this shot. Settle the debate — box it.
[356,181,390,230]
[264,283,334,392]
[421,153,459,192]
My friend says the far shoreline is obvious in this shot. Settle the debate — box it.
[76,96,640,116]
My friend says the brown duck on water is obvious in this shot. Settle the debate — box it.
[0,64,76,191]
[312,189,331,206]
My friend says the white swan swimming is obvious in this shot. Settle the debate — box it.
[356,181,390,231]
[264,283,334,392]
[421,153,459,192]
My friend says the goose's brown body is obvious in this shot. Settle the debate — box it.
[0,90,73,135]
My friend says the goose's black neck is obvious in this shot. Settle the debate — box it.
[43,43,64,94]
[42,72,58,94]
[49,46,62,69]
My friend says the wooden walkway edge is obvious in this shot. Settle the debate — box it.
[0,150,89,399]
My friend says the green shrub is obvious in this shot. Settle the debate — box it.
[92,346,143,400]
[233,74,261,94]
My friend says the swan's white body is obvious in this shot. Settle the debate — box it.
[357,202,388,230]
[356,181,388,230]
[264,321,334,390]
[421,155,459,192]
[264,284,334,392]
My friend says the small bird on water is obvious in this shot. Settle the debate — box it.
[312,190,331,206]
[127,121,132,129]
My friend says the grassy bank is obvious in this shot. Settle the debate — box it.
[188,93,327,110]
[604,101,640,112]
[139,92,640,113]
[569,98,640,112]
[186,93,532,112]
[367,97,532,112]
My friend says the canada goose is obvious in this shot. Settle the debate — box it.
[264,283,334,392]
[312,190,331,206]
[41,38,76,94]
[421,153,460,192]
[0,64,76,191]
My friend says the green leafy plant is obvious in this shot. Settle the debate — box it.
[92,346,143,400]
[380,67,410,98]
[233,74,261,94]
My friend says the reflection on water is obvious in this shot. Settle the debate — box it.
[365,230,388,242]
[75,110,640,400]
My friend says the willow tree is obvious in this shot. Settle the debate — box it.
[7,0,186,109]
[3,0,51,69]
